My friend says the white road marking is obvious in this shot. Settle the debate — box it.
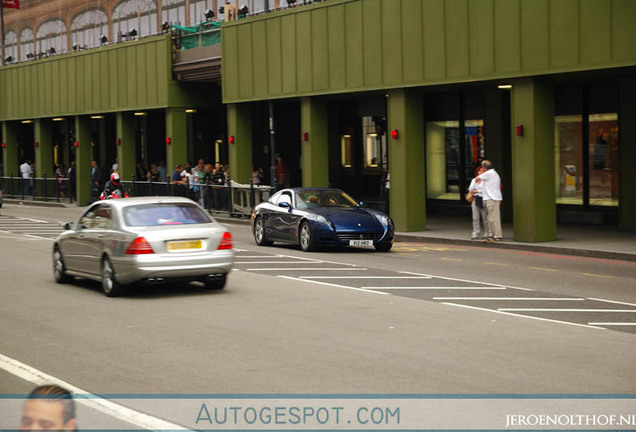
[396,271,533,291]
[499,309,636,312]
[588,298,636,308]
[588,322,636,326]
[434,297,585,301]
[16,217,49,223]
[247,268,367,271]
[275,253,359,266]
[278,275,389,295]
[365,286,507,290]
[300,276,433,279]
[442,303,607,330]
[235,261,313,264]
[0,353,193,431]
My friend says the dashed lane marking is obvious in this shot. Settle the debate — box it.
[299,276,434,279]
[246,267,367,271]
[588,322,636,326]
[583,273,616,279]
[483,262,508,266]
[433,297,585,301]
[363,286,507,290]
[589,298,636,308]
[499,309,636,312]
[278,275,389,296]
[440,258,462,261]
[531,267,559,272]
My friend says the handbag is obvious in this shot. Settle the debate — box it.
[465,190,475,203]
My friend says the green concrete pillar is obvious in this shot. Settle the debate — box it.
[116,112,137,183]
[300,97,329,187]
[2,121,19,177]
[227,103,252,184]
[619,77,636,231]
[165,108,188,176]
[75,116,93,205]
[387,89,426,232]
[34,119,54,178]
[510,78,556,242]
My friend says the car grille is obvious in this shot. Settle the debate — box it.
[337,232,381,242]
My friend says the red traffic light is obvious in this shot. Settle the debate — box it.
[391,129,399,140]
[166,137,171,145]
[229,135,235,144]
[73,141,79,148]
[302,132,308,141]
[1,142,5,148]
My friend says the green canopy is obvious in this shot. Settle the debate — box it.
[171,21,221,49]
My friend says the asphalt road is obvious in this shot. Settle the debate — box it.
[1,203,635,427]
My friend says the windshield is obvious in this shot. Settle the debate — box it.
[296,190,359,209]
[123,203,211,226]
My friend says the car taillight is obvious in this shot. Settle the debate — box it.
[125,237,154,254]
[217,232,232,250]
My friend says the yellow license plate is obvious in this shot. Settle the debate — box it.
[168,240,202,251]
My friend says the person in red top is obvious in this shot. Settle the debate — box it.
[275,156,290,190]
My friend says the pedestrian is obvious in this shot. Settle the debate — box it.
[20,384,77,431]
[146,163,161,182]
[275,156,289,190]
[476,160,502,242]
[468,166,489,240]
[111,157,119,173]
[67,161,76,203]
[251,165,263,185]
[90,160,102,203]
[171,164,187,197]
[212,162,226,210]
[202,163,214,209]
[157,160,167,183]
[20,159,32,196]
[55,164,67,198]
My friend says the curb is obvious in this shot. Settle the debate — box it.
[394,233,636,262]
[3,199,71,208]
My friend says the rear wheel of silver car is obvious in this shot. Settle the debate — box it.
[204,274,227,290]
[101,257,124,297]
[53,247,73,284]
[299,221,316,252]
[254,217,273,246]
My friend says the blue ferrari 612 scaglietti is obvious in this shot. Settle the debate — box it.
[251,188,394,252]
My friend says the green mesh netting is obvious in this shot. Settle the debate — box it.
[171,22,221,49]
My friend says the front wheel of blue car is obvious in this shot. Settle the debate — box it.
[299,221,316,252]
[254,217,273,246]
[374,242,393,252]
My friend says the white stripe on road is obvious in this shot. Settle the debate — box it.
[396,272,533,291]
[247,268,367,271]
[433,297,585,301]
[588,298,636,308]
[499,309,636,312]
[365,286,507,290]
[16,217,49,223]
[442,303,606,330]
[0,353,193,431]
[235,261,314,264]
[278,275,389,295]
[276,253,360,266]
[587,322,636,326]
[300,276,433,279]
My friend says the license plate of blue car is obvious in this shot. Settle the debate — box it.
[349,240,373,246]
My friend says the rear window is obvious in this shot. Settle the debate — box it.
[123,203,211,226]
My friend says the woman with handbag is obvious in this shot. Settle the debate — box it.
[467,166,489,240]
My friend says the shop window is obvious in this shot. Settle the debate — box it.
[162,0,186,26]
[114,0,158,39]
[19,28,34,62]
[37,19,67,54]
[555,115,583,205]
[588,113,618,207]
[72,10,108,48]
[426,119,484,200]
[362,116,386,169]
[341,135,352,168]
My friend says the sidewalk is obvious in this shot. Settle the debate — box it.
[5,198,636,262]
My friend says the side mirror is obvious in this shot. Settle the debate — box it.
[359,201,366,208]
[62,222,75,231]
[279,201,292,209]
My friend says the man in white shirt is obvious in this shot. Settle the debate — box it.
[20,159,32,196]
[476,160,502,242]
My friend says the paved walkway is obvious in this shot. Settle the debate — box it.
[4,198,636,262]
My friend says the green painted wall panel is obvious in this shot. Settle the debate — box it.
[126,48,136,106]
[296,12,313,93]
[422,0,446,80]
[221,0,636,103]
[68,58,76,114]
[344,1,364,89]
[327,5,346,90]
[362,0,383,87]
[312,8,330,91]
[281,15,297,94]
[252,21,269,98]
[580,0,611,65]
[494,0,521,73]
[59,61,68,114]
[266,19,283,96]
[521,0,550,71]
[550,0,579,68]
[237,25,254,99]
[381,0,402,85]
[612,0,636,62]
[445,0,470,78]
[469,0,495,76]
[44,62,52,114]
[401,0,423,83]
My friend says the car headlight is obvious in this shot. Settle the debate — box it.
[316,215,330,225]
[376,215,391,227]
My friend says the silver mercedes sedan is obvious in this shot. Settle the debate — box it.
[53,196,234,297]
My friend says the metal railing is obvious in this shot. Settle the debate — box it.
[1,174,274,217]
